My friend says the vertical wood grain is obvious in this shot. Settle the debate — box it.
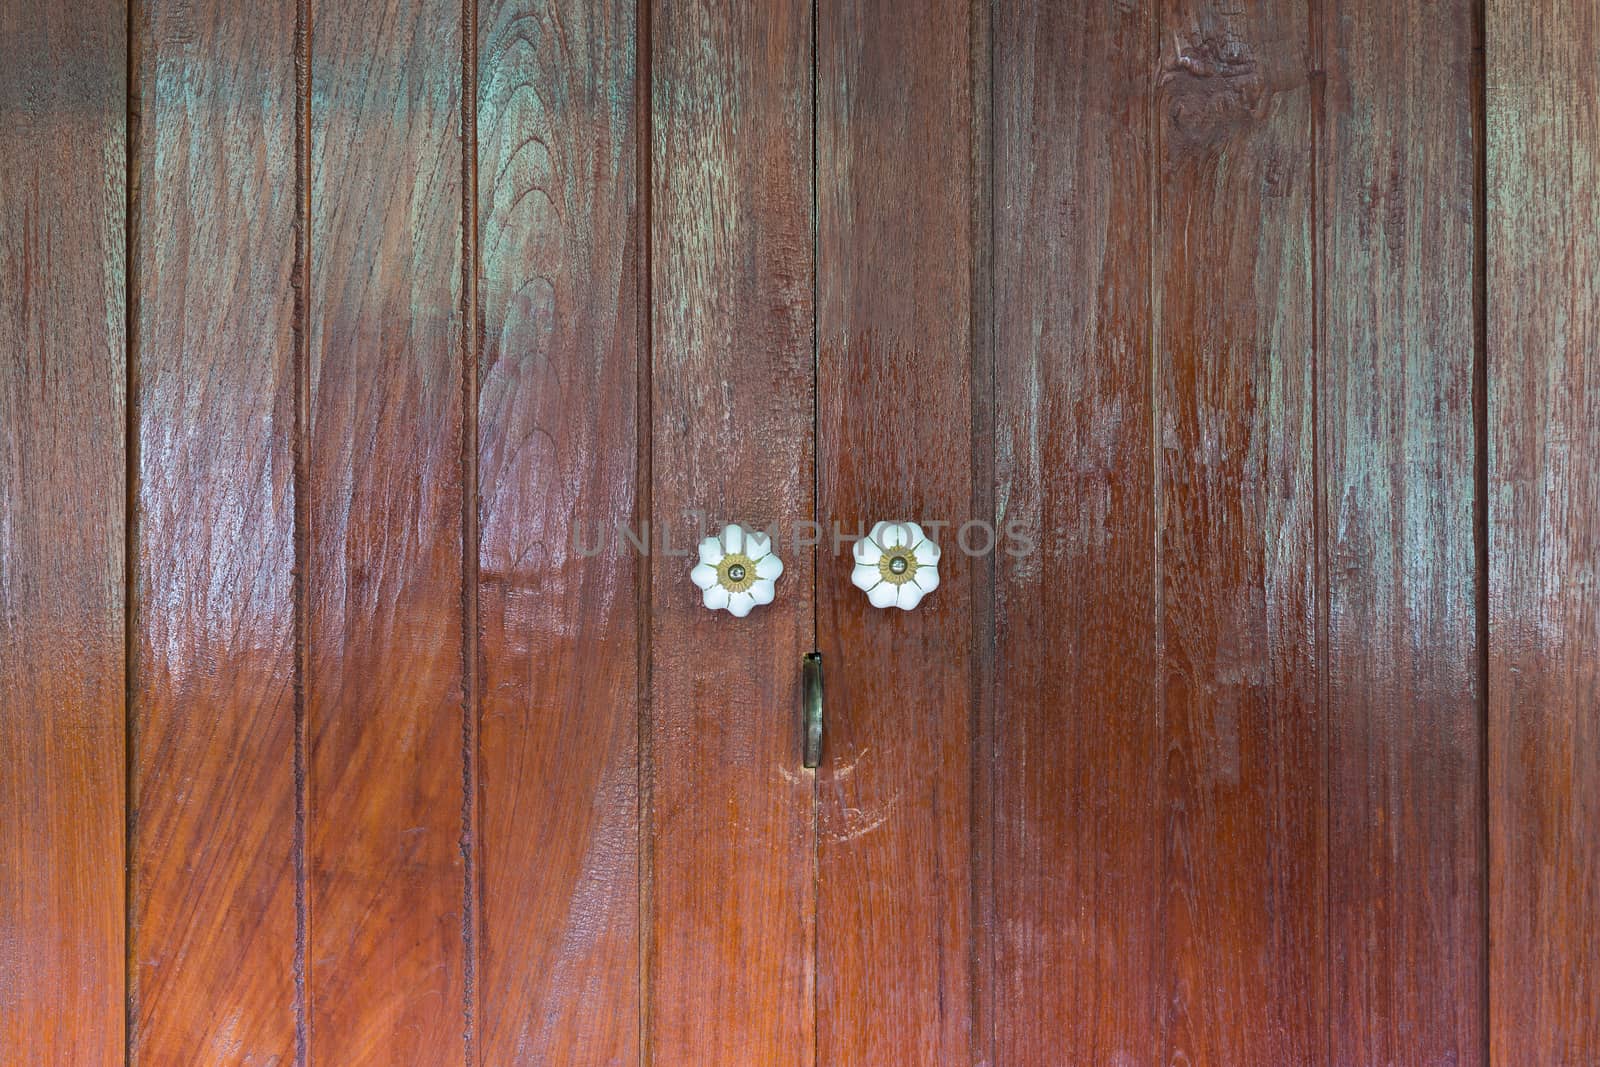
[991,0,1159,1062]
[648,0,815,1060]
[1319,0,1486,1061]
[476,0,640,1060]
[1156,1,1322,1062]
[130,0,300,1060]
[1488,0,1600,1059]
[0,3,126,1061]
[306,0,468,1060]
[814,0,979,1062]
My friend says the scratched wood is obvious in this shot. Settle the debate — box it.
[477,0,641,1060]
[814,0,979,1062]
[1155,2,1322,1062]
[991,0,1159,1062]
[649,0,816,1061]
[1319,0,1485,1061]
[0,3,126,1061]
[1488,0,1600,1059]
[130,0,301,1061]
[306,0,468,1060]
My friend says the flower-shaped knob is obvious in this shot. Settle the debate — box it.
[851,521,940,610]
[690,523,784,617]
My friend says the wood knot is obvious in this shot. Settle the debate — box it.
[1160,32,1265,149]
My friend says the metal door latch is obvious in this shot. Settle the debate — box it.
[802,652,823,768]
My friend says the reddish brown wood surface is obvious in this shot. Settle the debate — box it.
[992,1,1159,1062]
[1156,2,1322,1062]
[14,3,1600,1063]
[648,0,816,1061]
[1319,0,1486,1061]
[814,0,980,1062]
[306,0,468,1060]
[476,0,641,1059]
[131,0,301,1061]
[0,4,127,1061]
[1488,0,1600,1059]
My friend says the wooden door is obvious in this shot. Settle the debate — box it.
[3,0,1597,1064]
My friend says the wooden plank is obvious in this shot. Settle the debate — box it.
[306,0,468,1060]
[1488,0,1600,1059]
[130,0,300,1060]
[1319,0,1485,1061]
[0,3,126,1061]
[813,0,979,1061]
[476,0,640,1059]
[648,0,815,1060]
[991,0,1158,1061]
[1155,2,1322,1063]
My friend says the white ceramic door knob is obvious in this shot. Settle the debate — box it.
[690,523,783,617]
[852,521,940,610]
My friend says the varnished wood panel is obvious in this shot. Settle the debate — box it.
[1156,2,1322,1062]
[131,0,300,1060]
[11,5,1598,1062]
[0,4,126,1061]
[1488,0,1600,1059]
[1320,0,1485,1061]
[648,0,815,1061]
[306,0,468,1060]
[477,0,640,1059]
[992,1,1159,1062]
[814,0,979,1062]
